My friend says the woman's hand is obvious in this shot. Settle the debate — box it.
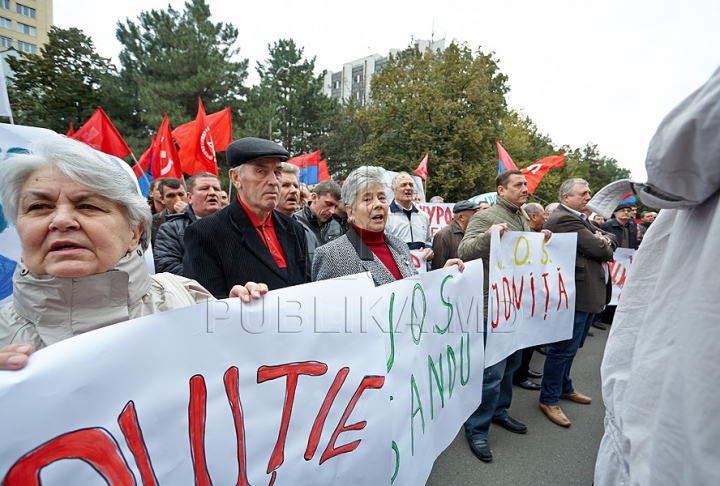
[0,344,33,371]
[230,282,269,303]
[443,258,465,272]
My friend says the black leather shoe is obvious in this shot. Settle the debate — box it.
[588,331,595,337]
[591,321,607,330]
[537,345,549,356]
[491,416,527,434]
[527,369,543,379]
[515,379,541,390]
[468,438,492,462]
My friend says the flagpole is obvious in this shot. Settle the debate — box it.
[130,151,153,191]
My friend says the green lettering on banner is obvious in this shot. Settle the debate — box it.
[411,284,427,345]
[460,333,471,386]
[387,293,396,373]
[410,374,425,456]
[391,441,400,484]
[436,275,453,334]
[428,354,445,419]
[446,345,457,399]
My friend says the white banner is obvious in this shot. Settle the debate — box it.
[417,203,454,238]
[377,261,484,486]
[0,266,486,485]
[0,63,11,118]
[410,250,427,274]
[485,231,577,367]
[609,248,635,305]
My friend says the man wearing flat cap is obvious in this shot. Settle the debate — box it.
[600,202,639,250]
[182,137,310,299]
[431,200,480,270]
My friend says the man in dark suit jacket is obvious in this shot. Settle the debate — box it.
[182,138,310,299]
[538,178,617,428]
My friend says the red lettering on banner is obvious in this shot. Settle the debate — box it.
[530,272,536,317]
[223,367,251,486]
[305,367,350,460]
[502,277,512,320]
[257,362,328,473]
[491,283,500,328]
[189,374,212,486]
[118,401,158,486]
[542,272,550,320]
[556,269,569,311]
[444,208,452,225]
[319,375,385,465]
[410,253,421,269]
[2,428,134,486]
[512,276,524,310]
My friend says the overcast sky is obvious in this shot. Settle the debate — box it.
[55,0,720,180]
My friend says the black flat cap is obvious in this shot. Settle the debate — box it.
[453,200,481,213]
[226,137,289,168]
[613,202,635,213]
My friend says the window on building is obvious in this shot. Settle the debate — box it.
[0,16,11,29]
[0,35,11,48]
[354,74,363,84]
[332,81,340,90]
[17,40,35,53]
[17,22,35,36]
[16,4,35,18]
[0,0,9,10]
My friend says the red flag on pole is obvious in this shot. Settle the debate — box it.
[66,122,74,137]
[318,159,330,181]
[414,153,428,180]
[496,138,518,172]
[178,98,219,176]
[521,153,565,194]
[71,107,131,158]
[151,115,182,180]
[173,107,232,153]
[132,134,155,179]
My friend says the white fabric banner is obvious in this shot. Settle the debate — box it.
[0,64,11,118]
[485,231,577,367]
[609,248,635,305]
[0,265,486,485]
[377,261,484,486]
[417,203,454,238]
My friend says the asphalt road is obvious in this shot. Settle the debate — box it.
[426,327,609,486]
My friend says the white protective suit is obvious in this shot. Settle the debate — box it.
[592,66,720,485]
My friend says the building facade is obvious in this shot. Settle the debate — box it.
[0,0,52,56]
[322,38,445,105]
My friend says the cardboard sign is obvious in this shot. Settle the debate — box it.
[609,248,635,305]
[485,231,577,367]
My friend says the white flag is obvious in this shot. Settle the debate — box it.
[0,64,12,118]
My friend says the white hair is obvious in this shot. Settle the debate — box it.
[341,166,388,209]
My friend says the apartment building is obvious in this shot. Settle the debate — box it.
[0,0,52,55]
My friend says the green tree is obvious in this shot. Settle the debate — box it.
[242,39,339,155]
[357,42,510,202]
[115,0,248,131]
[6,26,115,133]
[321,101,370,180]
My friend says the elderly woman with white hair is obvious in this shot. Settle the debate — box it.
[312,166,463,285]
[0,137,262,371]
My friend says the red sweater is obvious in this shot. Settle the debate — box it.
[351,223,403,281]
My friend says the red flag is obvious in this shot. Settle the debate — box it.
[66,122,74,137]
[318,159,330,181]
[151,114,182,180]
[521,153,565,194]
[179,98,218,176]
[71,107,131,158]
[496,138,518,172]
[173,107,232,153]
[414,153,428,180]
[132,134,155,179]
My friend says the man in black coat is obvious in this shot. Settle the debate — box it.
[182,138,310,299]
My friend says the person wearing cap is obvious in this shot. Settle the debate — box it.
[600,202,639,250]
[182,137,310,299]
[430,200,480,270]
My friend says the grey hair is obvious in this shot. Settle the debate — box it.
[281,162,299,177]
[523,202,544,217]
[0,137,152,250]
[341,166,388,209]
[545,202,559,213]
[391,171,414,189]
[558,178,588,201]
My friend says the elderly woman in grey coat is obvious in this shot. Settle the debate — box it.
[0,137,264,370]
[312,166,463,286]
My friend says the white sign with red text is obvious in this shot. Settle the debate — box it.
[417,203,454,238]
[609,248,635,305]
[485,231,577,367]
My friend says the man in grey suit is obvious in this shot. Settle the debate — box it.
[539,178,617,427]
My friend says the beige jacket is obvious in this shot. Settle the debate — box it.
[0,249,214,350]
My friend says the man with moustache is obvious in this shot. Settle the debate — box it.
[275,163,301,217]
[182,138,310,299]
[154,173,222,275]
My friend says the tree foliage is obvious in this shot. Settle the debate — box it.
[356,42,510,202]
[6,27,114,133]
[115,0,247,131]
[241,39,339,156]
